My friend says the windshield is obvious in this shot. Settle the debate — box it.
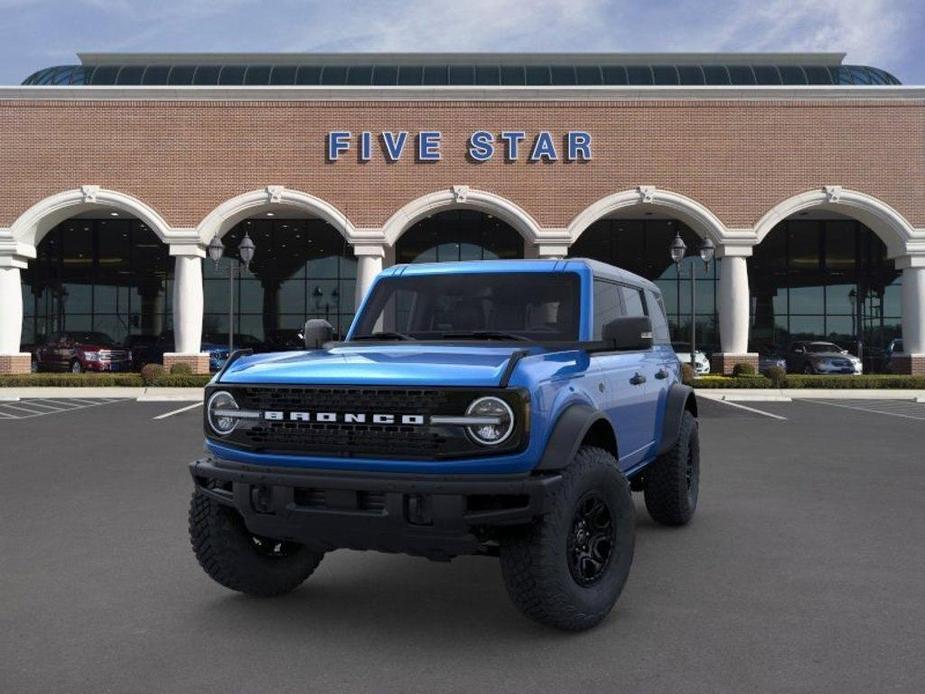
[67,332,116,346]
[351,272,581,342]
[807,343,843,353]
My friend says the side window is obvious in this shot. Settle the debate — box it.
[644,289,671,343]
[592,279,622,339]
[620,286,646,317]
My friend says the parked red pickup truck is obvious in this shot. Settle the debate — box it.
[34,331,132,373]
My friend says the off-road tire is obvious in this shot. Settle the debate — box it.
[499,446,635,631]
[802,364,814,375]
[643,409,699,526]
[189,491,323,597]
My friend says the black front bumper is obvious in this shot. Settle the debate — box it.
[189,458,562,559]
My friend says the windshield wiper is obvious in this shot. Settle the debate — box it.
[439,330,531,342]
[351,332,416,341]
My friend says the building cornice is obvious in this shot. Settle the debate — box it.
[1,85,923,102]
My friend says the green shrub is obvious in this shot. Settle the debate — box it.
[731,362,756,377]
[151,373,213,388]
[0,373,145,387]
[169,362,193,375]
[140,363,166,385]
[680,363,696,385]
[765,365,787,388]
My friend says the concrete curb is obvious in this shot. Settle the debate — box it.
[0,387,204,402]
[697,388,925,402]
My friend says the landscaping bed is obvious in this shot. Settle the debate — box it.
[692,375,925,389]
[0,373,212,387]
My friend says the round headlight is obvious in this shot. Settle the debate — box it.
[465,396,515,446]
[207,390,239,436]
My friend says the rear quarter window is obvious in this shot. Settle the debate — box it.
[644,289,671,343]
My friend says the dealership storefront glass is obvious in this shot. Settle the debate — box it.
[21,218,172,346]
[204,218,357,341]
[750,218,900,370]
[396,210,523,264]
[16,211,903,372]
[569,219,719,352]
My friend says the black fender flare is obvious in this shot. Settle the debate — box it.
[656,384,698,456]
[535,403,614,471]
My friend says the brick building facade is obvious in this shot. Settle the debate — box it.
[1,53,923,374]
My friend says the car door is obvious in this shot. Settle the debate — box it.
[591,280,659,470]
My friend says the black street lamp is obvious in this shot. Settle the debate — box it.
[208,233,256,353]
[670,233,715,371]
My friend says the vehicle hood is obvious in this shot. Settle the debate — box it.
[76,343,119,351]
[218,343,528,387]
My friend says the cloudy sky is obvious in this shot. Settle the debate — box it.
[0,0,923,84]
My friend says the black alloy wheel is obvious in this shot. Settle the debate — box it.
[567,492,615,587]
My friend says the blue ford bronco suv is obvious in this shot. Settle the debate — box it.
[189,259,699,631]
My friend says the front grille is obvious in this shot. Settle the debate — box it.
[211,385,527,460]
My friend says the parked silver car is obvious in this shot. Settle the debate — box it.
[786,341,862,375]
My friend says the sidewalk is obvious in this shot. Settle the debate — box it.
[697,388,925,403]
[0,387,203,402]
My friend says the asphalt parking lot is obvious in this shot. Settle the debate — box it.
[1,397,924,693]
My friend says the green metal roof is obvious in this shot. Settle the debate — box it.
[23,61,901,87]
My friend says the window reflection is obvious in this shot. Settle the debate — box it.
[749,219,900,371]
[203,219,357,340]
[568,219,719,353]
[396,210,523,264]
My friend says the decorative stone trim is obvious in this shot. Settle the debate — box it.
[889,354,925,376]
[0,353,31,375]
[451,185,469,203]
[163,353,211,375]
[823,185,843,203]
[637,185,656,203]
[266,185,284,203]
[710,353,760,376]
[80,185,100,203]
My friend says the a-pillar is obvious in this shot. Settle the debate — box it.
[354,244,385,309]
[711,245,758,375]
[894,255,925,375]
[0,242,34,374]
[164,243,210,374]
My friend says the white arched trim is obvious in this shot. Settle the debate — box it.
[754,187,917,256]
[567,187,728,244]
[196,187,356,243]
[381,187,542,246]
[10,187,173,247]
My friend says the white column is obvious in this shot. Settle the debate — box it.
[718,254,751,354]
[354,244,385,308]
[172,252,205,354]
[0,244,34,374]
[534,242,570,260]
[899,258,925,355]
[0,265,24,353]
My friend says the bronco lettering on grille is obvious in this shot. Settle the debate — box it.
[263,411,426,425]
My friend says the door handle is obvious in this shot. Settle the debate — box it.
[655,368,669,380]
[630,372,646,386]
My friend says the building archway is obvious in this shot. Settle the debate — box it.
[568,214,719,352]
[754,187,915,257]
[382,188,540,247]
[395,209,524,264]
[11,187,172,248]
[196,187,355,244]
[567,188,727,246]
[750,209,901,371]
[21,213,173,363]
[204,213,357,344]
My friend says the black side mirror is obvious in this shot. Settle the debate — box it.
[602,316,653,351]
[302,319,334,349]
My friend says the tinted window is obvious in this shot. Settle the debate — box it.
[593,280,622,339]
[269,66,297,85]
[193,66,220,84]
[165,66,194,85]
[352,273,581,341]
[621,286,646,317]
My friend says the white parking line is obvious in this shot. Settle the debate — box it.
[0,403,51,416]
[708,398,788,421]
[806,399,925,421]
[0,398,129,420]
[153,402,202,420]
